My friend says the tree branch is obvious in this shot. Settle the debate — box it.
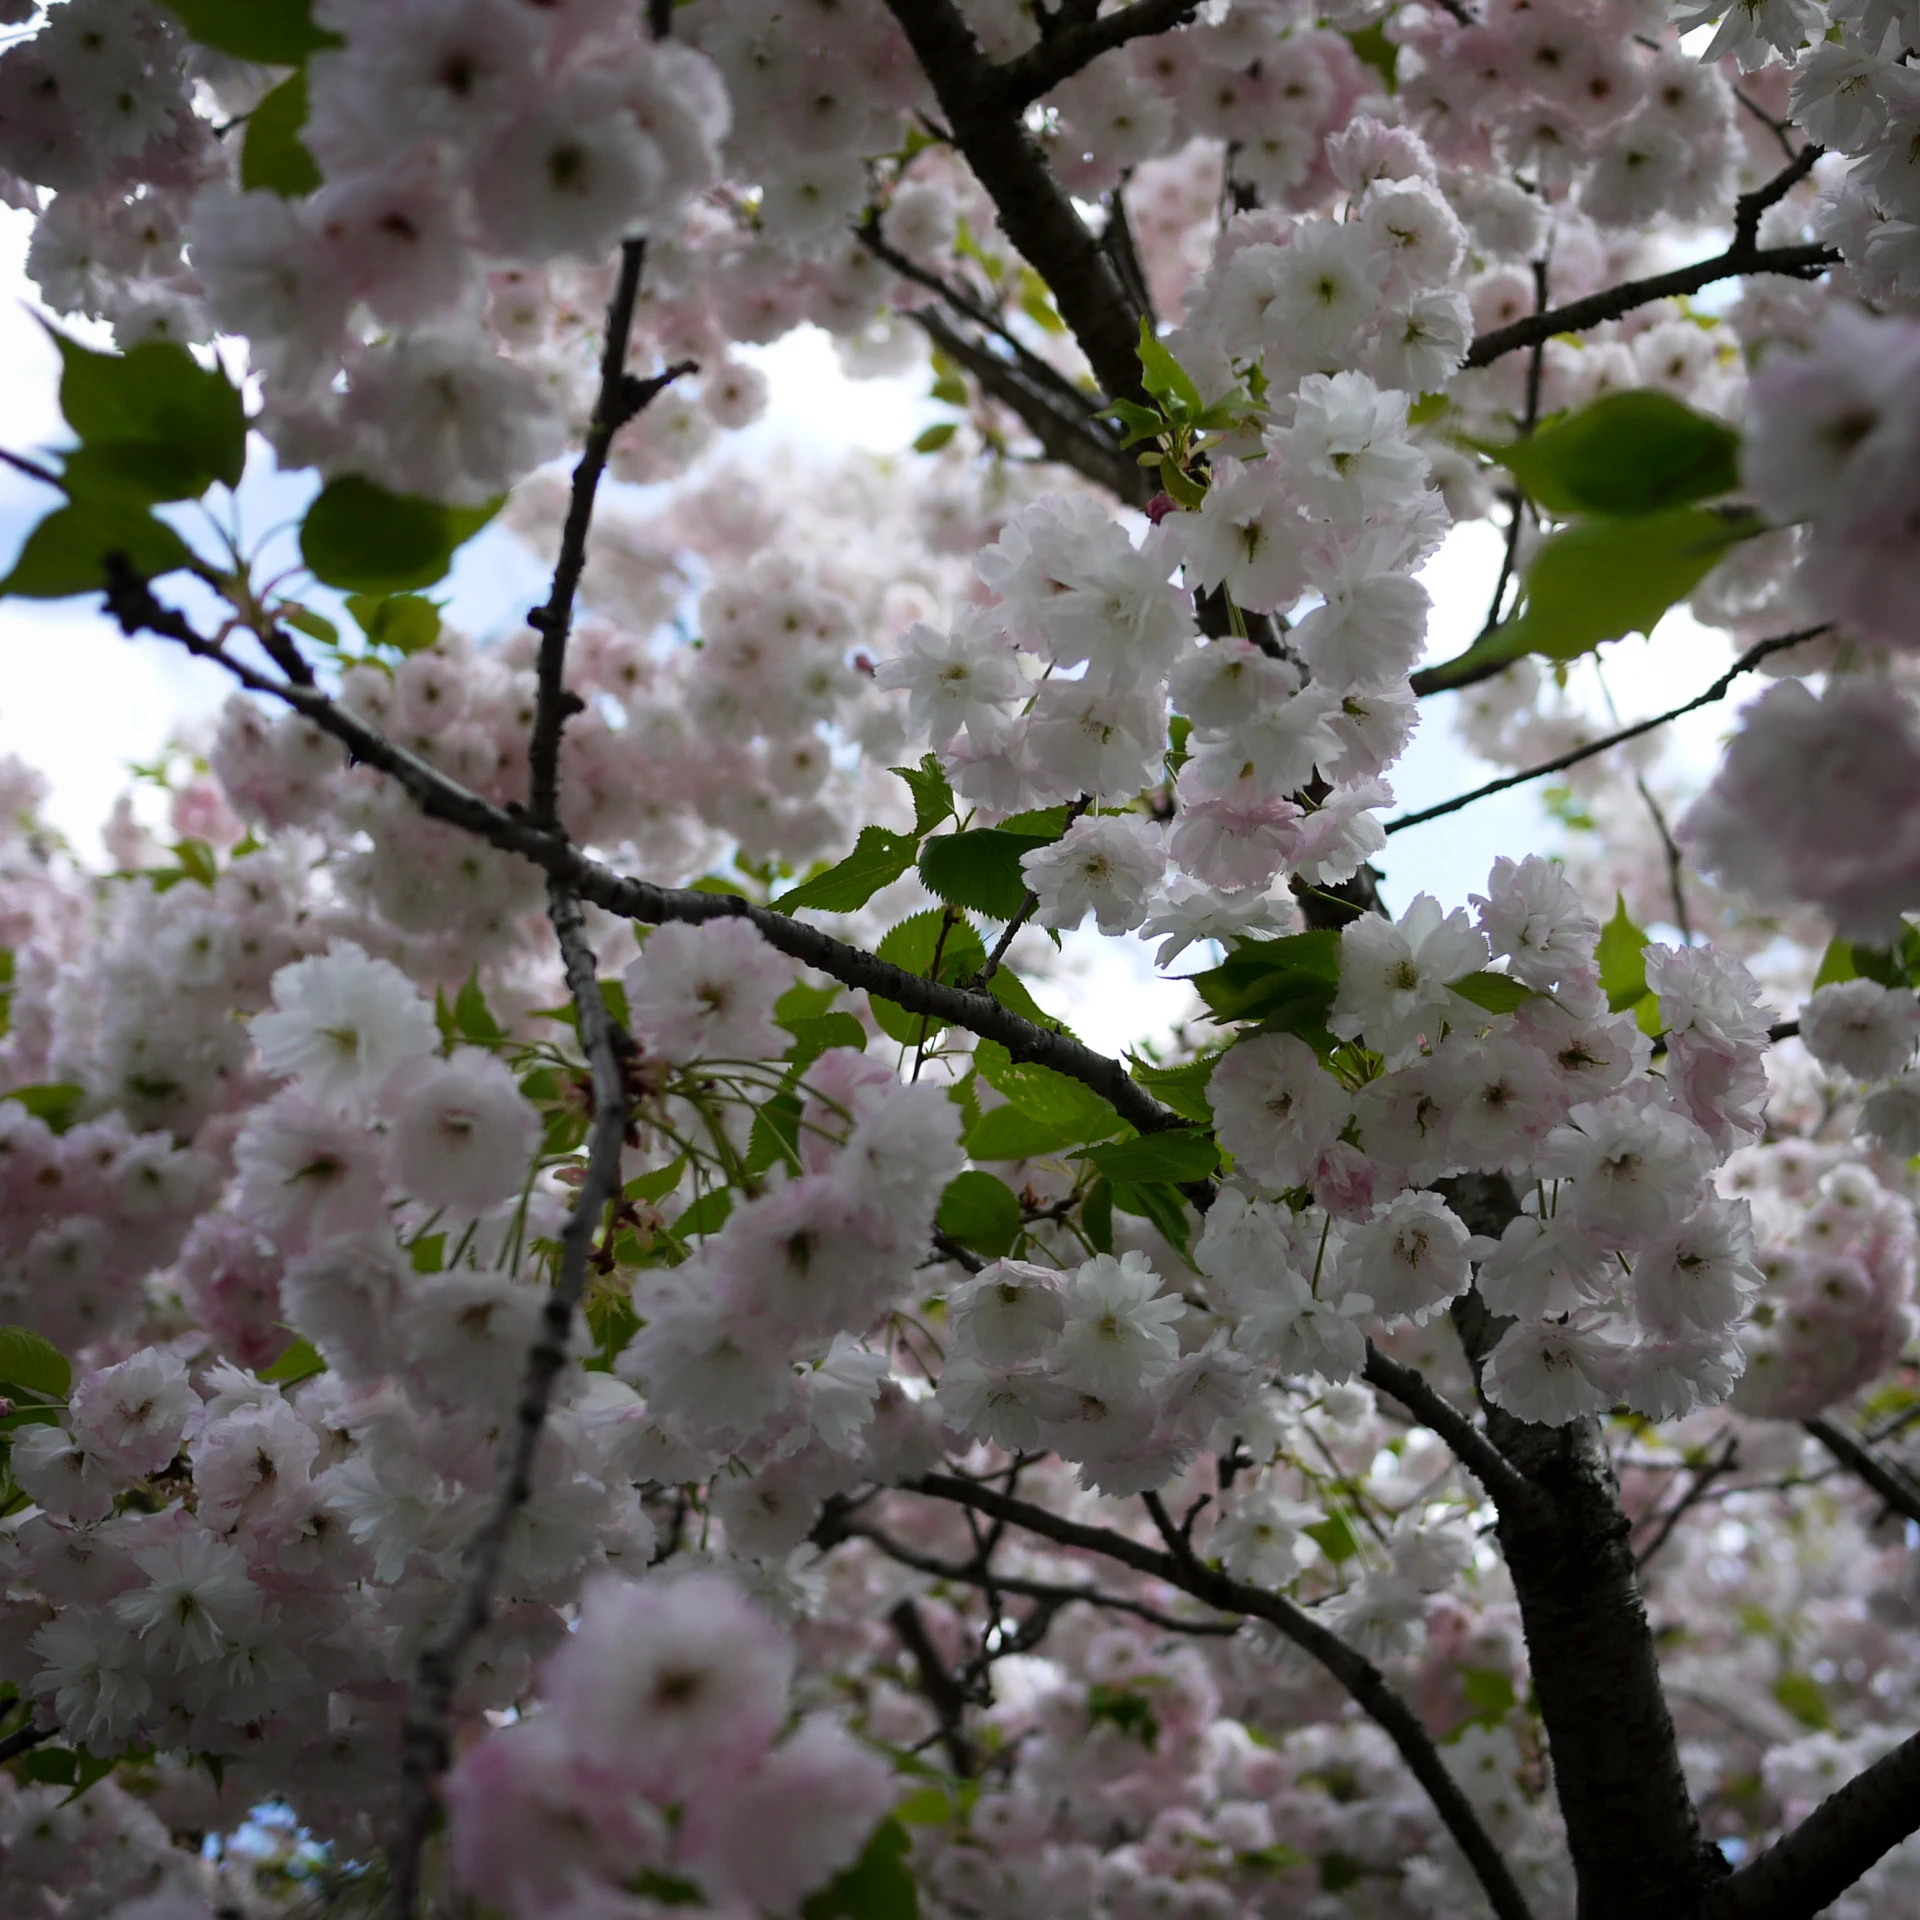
[995,0,1199,108]
[1634,1434,1739,1573]
[0,1720,53,1764]
[1733,143,1824,253]
[1462,244,1835,370]
[888,1597,979,1776]
[1704,1728,1920,1920]
[878,0,1147,404]
[526,239,693,830]
[101,582,1184,1143]
[1804,1414,1920,1528]
[911,1473,1535,1920]
[1390,627,1831,826]
[1362,1339,1546,1520]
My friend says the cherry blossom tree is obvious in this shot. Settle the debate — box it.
[6,2,1920,1918]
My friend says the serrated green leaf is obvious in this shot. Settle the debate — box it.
[919,828,1054,922]
[162,0,337,62]
[1305,1511,1360,1564]
[747,1090,804,1175]
[259,1335,326,1386]
[1190,933,1341,1035]
[973,1039,1122,1142]
[1106,1177,1194,1260]
[0,1327,69,1401]
[453,971,503,1046]
[300,478,499,595]
[1813,939,1859,988]
[1,502,193,599]
[51,330,247,495]
[1493,389,1740,518]
[626,1154,686,1206]
[1085,1129,1218,1184]
[1458,1666,1518,1723]
[278,603,338,644]
[786,1012,868,1072]
[963,1103,1088,1160]
[344,591,442,656]
[1424,507,1754,689]
[1082,1175,1114,1254]
[776,981,840,1026]
[1846,942,1906,989]
[891,756,954,837]
[241,68,322,196]
[869,911,986,1045]
[673,1188,735,1239]
[912,422,958,453]
[3,1084,85,1134]
[1136,316,1200,412]
[935,1169,1023,1257]
[801,1816,918,1920]
[982,966,1067,1035]
[781,827,922,914]
[1126,1052,1219,1125]
[1597,894,1650,1014]
[1447,970,1534,1015]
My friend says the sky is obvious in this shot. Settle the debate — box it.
[0,205,1744,1050]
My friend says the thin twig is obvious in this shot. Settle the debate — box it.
[1636,774,1692,944]
[912,1473,1535,1920]
[388,885,630,1919]
[889,1597,979,1775]
[0,1721,53,1764]
[1463,243,1836,370]
[993,0,1199,108]
[102,585,1187,1141]
[1387,627,1830,834]
[1361,1341,1545,1520]
[1805,1414,1920,1528]
[0,446,61,488]
[1733,142,1825,251]
[1634,1435,1739,1572]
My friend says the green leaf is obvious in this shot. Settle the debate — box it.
[777,982,840,1026]
[912,422,958,453]
[1447,970,1534,1015]
[279,603,338,644]
[625,1154,687,1206]
[241,68,322,196]
[982,966,1067,1035]
[891,756,954,837]
[869,911,986,1045]
[1237,1844,1309,1874]
[1814,939,1859,989]
[1082,1176,1114,1254]
[172,838,218,888]
[162,0,337,62]
[1135,316,1200,413]
[1597,894,1651,1014]
[672,1188,734,1239]
[0,1327,70,1401]
[1085,1129,1218,1184]
[1843,942,1906,989]
[973,1040,1123,1143]
[1431,507,1754,687]
[801,1817,918,1920]
[936,1169,1023,1258]
[633,1869,707,1906]
[1458,1666,1518,1724]
[1493,390,1740,518]
[747,1091,804,1176]
[1087,1684,1159,1748]
[409,1233,446,1275]
[1345,21,1397,88]
[1126,1052,1219,1125]
[1305,1511,1361,1565]
[1773,1671,1831,1732]
[299,477,499,595]
[452,971,504,1047]
[919,828,1057,922]
[344,591,443,656]
[963,1103,1090,1161]
[1106,1177,1193,1259]
[52,332,246,492]
[786,1012,868,1072]
[259,1335,326,1386]
[780,827,922,914]
[3,1084,85,1134]
[1,501,193,599]
[1189,932,1342,1036]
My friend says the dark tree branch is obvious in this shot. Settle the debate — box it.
[1733,143,1825,252]
[1440,1209,1731,1917]
[0,1720,53,1764]
[1804,1414,1920,1528]
[1704,1728,1920,1920]
[1389,627,1831,828]
[390,882,631,1920]
[101,580,1185,1142]
[1362,1340,1546,1519]
[0,446,61,488]
[995,0,1199,108]
[889,1597,979,1776]
[1462,244,1836,370]
[1634,1434,1739,1573]
[526,239,691,830]
[910,307,1152,506]
[911,1473,1535,1920]
[879,0,1148,405]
